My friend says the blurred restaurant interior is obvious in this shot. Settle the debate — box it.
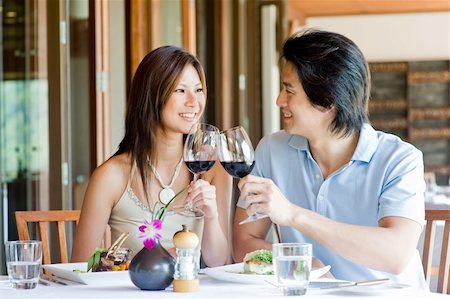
[0,0,449,275]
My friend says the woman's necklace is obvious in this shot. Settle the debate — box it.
[147,156,184,205]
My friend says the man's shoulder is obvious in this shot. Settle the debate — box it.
[375,130,421,155]
[259,130,297,144]
[370,130,423,167]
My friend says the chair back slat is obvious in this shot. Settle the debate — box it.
[422,221,436,283]
[38,221,52,265]
[423,209,450,294]
[57,220,69,263]
[14,210,80,265]
[437,221,450,293]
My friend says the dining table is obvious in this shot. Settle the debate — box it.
[1,274,448,299]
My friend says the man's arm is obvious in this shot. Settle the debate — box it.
[288,207,422,274]
[238,175,423,274]
[232,207,272,262]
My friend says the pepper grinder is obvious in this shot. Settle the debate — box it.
[172,224,200,292]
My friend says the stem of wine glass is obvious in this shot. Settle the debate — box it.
[185,200,194,211]
[185,173,199,211]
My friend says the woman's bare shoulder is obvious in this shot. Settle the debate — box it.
[88,154,132,193]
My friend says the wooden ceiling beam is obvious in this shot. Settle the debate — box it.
[286,0,450,22]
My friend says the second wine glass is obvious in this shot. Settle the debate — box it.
[218,126,255,179]
[218,126,267,224]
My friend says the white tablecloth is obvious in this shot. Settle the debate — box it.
[425,186,450,210]
[0,275,448,299]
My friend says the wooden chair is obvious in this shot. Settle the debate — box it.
[422,209,450,294]
[15,210,81,264]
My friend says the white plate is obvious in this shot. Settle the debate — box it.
[42,262,130,285]
[204,262,330,284]
[335,283,412,295]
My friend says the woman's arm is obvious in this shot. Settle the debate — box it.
[71,159,127,262]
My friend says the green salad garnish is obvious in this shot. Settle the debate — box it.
[87,247,107,272]
[253,250,272,263]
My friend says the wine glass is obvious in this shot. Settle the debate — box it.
[171,123,217,272]
[175,123,219,214]
[217,126,268,224]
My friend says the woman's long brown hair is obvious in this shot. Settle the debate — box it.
[114,46,206,200]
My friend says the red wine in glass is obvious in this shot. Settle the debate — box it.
[185,161,217,175]
[220,161,255,178]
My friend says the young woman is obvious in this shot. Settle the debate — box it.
[72,46,232,267]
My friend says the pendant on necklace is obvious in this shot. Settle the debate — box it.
[159,187,176,205]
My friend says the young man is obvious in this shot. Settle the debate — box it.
[233,29,427,290]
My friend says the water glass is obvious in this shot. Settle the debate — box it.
[5,240,42,289]
[272,243,312,296]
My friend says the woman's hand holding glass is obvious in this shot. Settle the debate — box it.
[176,123,219,216]
[186,179,219,219]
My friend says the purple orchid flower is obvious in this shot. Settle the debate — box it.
[137,219,163,250]
[136,185,188,250]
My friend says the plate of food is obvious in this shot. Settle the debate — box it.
[43,239,133,285]
[43,262,131,285]
[204,249,331,284]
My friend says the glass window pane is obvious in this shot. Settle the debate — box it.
[160,0,182,46]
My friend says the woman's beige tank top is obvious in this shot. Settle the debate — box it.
[108,162,203,258]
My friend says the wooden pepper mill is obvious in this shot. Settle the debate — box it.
[172,224,200,292]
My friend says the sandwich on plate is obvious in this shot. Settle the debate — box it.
[243,249,273,275]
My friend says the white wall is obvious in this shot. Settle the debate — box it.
[302,12,450,62]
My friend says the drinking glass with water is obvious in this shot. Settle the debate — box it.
[272,243,312,296]
[5,240,42,289]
